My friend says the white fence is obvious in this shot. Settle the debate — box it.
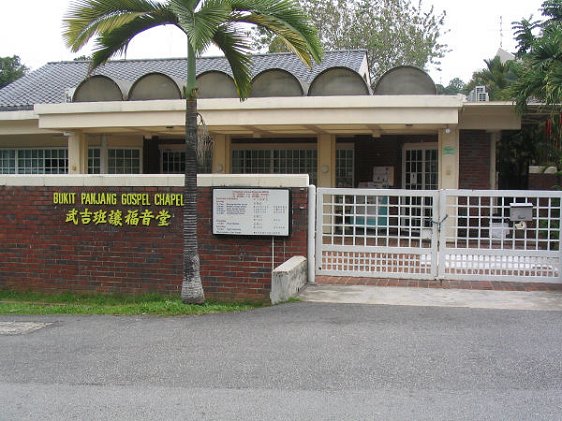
[316,188,562,283]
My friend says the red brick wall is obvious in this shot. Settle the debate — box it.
[459,131,492,189]
[528,173,560,191]
[0,186,308,303]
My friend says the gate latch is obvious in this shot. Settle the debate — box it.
[432,214,448,233]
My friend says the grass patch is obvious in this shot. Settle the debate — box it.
[0,290,263,316]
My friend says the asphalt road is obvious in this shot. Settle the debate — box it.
[1,303,562,420]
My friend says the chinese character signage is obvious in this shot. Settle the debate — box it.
[53,192,182,228]
[213,189,291,236]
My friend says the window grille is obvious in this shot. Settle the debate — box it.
[89,147,141,174]
[0,148,68,174]
[88,148,101,174]
[232,147,318,184]
[162,150,185,174]
[108,149,141,174]
[403,144,438,190]
[336,147,354,187]
[0,149,16,174]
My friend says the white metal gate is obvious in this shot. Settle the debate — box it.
[316,188,562,283]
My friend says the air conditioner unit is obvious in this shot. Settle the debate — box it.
[64,88,76,103]
[468,86,489,102]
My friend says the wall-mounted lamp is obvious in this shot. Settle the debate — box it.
[321,164,329,174]
[444,126,452,134]
[215,164,224,173]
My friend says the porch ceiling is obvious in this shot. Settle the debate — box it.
[33,96,465,137]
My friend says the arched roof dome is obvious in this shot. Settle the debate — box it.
[197,71,238,98]
[129,72,183,100]
[251,69,304,97]
[308,67,370,96]
[373,66,437,95]
[73,75,129,102]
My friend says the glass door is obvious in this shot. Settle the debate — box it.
[401,144,438,238]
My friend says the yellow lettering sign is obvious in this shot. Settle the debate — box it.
[80,192,117,205]
[53,192,76,205]
[57,191,177,228]
[153,193,183,206]
[121,193,151,206]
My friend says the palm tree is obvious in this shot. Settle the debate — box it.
[63,0,323,304]
[464,56,517,101]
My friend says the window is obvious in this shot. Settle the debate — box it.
[336,146,354,187]
[0,148,68,174]
[88,148,101,174]
[0,150,16,174]
[162,149,185,174]
[108,149,140,174]
[232,145,317,184]
[231,143,354,186]
[88,147,141,174]
[402,143,438,190]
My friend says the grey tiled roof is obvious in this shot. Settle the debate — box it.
[0,50,367,111]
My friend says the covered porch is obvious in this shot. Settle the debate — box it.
[2,95,520,190]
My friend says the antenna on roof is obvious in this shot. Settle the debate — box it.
[500,16,503,49]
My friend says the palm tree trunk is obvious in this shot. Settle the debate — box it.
[181,42,205,304]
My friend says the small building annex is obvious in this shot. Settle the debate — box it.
[0,50,520,190]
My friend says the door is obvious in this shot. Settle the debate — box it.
[401,143,438,238]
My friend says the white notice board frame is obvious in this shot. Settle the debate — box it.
[212,188,291,236]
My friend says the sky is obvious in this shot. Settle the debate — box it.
[0,0,544,85]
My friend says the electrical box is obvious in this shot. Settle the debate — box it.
[509,203,533,222]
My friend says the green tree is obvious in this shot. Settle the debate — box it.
[252,0,448,83]
[436,77,465,95]
[63,0,322,304]
[0,56,29,88]
[464,56,518,101]
[511,0,562,112]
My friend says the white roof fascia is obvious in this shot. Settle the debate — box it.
[460,102,521,130]
[35,95,464,131]
[0,173,310,188]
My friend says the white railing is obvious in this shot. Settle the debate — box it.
[316,188,562,283]
[438,190,562,282]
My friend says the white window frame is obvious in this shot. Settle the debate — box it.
[0,147,68,174]
[231,142,318,183]
[231,142,354,187]
[335,143,355,188]
[402,142,438,190]
[88,146,143,174]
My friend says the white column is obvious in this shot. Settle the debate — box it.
[67,132,88,174]
[317,134,336,187]
[212,134,229,174]
[438,128,459,189]
[438,127,459,239]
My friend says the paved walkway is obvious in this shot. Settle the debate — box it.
[302,276,562,311]
[315,275,562,291]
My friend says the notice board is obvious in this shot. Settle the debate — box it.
[213,188,291,236]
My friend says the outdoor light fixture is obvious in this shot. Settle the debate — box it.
[321,165,329,174]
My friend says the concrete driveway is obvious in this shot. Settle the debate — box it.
[2,300,562,420]
[299,283,562,311]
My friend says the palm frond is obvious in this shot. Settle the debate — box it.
[228,0,323,66]
[63,0,173,52]
[212,23,253,99]
[170,0,231,54]
[90,14,177,68]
